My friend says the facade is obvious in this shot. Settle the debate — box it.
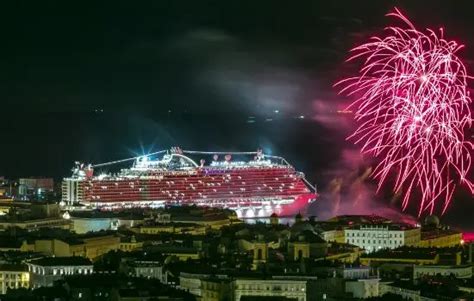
[340,266,371,279]
[413,264,473,279]
[119,236,143,252]
[360,251,439,266]
[0,217,70,231]
[345,224,420,252]
[130,261,167,283]
[0,240,32,252]
[380,282,430,301]
[418,229,462,248]
[345,278,380,299]
[201,279,231,301]
[18,178,54,199]
[33,234,120,260]
[232,278,308,301]
[0,264,29,294]
[135,223,207,235]
[325,243,362,264]
[288,231,328,261]
[320,228,345,243]
[62,149,316,218]
[27,257,93,288]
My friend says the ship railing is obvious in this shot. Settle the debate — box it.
[92,150,168,168]
[264,155,292,167]
[301,176,317,194]
[182,150,258,155]
[88,148,296,170]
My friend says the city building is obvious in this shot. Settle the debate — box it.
[119,235,143,252]
[33,233,120,260]
[232,278,309,301]
[345,223,420,252]
[148,243,201,261]
[27,257,93,288]
[125,257,167,283]
[345,278,380,299]
[318,226,345,243]
[180,273,315,301]
[0,217,71,231]
[288,230,327,261]
[133,222,207,235]
[0,264,29,294]
[324,243,362,264]
[360,246,462,266]
[413,264,473,279]
[380,280,473,300]
[18,178,54,200]
[0,239,32,252]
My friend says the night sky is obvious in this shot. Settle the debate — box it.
[0,1,473,224]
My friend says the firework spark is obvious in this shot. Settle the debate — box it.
[336,8,473,216]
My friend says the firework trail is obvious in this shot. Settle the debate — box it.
[335,8,473,216]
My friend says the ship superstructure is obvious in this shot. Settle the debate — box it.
[62,148,317,217]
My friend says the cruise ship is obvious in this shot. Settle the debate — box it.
[62,148,317,218]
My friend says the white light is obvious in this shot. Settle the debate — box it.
[274,110,279,113]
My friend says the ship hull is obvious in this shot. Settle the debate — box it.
[82,192,316,218]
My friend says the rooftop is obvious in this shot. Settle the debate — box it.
[349,223,417,231]
[362,247,457,260]
[0,263,28,271]
[421,228,462,240]
[28,256,93,267]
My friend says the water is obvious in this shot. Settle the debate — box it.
[1,112,472,230]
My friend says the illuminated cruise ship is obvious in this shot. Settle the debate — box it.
[62,148,317,218]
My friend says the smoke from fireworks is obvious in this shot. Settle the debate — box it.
[336,8,473,216]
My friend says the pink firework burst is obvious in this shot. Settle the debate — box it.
[336,8,473,216]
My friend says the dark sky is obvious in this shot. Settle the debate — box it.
[3,0,474,113]
[0,0,472,222]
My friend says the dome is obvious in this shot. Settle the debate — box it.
[424,215,440,227]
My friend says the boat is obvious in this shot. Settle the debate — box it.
[62,147,317,218]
